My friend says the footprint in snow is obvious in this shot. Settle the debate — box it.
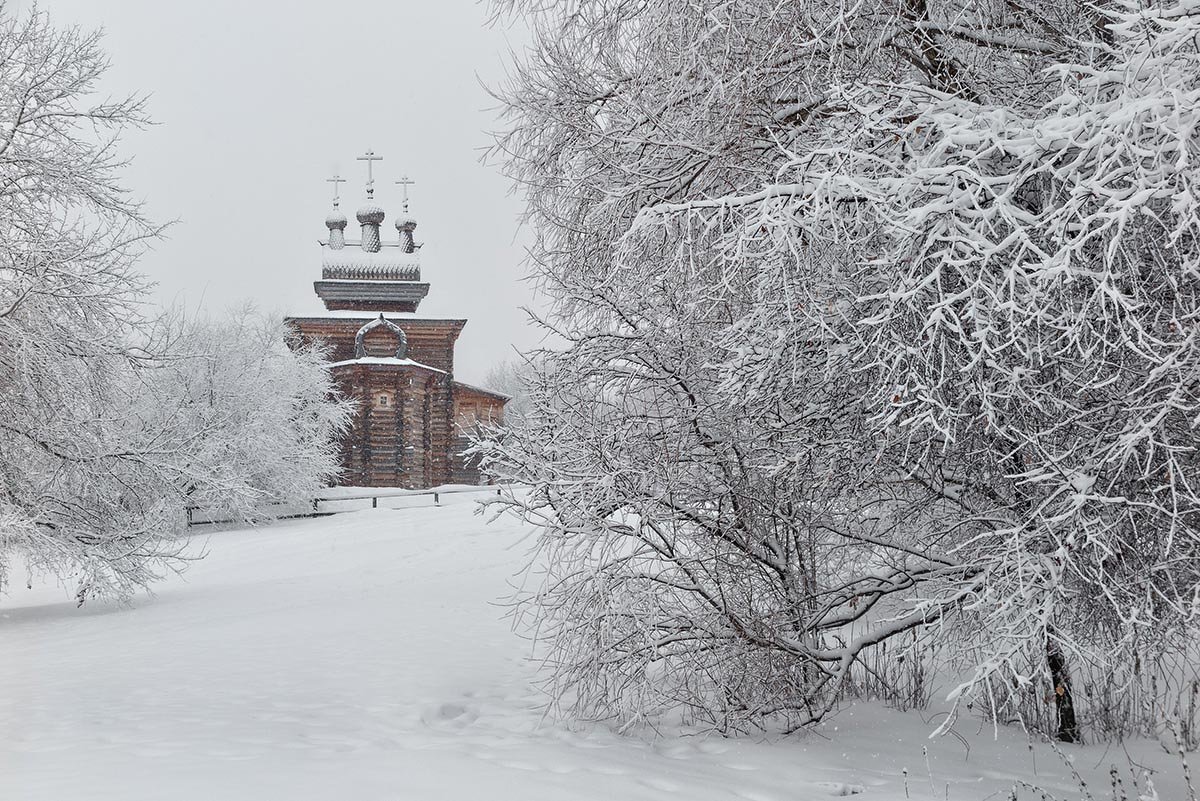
[420,701,479,729]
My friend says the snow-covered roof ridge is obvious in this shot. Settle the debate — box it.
[452,380,512,401]
[327,356,446,374]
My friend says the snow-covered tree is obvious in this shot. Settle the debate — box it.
[0,7,352,604]
[485,0,1200,739]
[0,6,168,602]
[483,358,534,423]
[134,307,353,525]
[811,1,1200,742]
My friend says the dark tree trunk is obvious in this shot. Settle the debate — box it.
[1046,635,1081,743]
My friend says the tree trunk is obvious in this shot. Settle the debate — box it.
[1046,635,1080,743]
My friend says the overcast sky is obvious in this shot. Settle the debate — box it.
[32,0,536,384]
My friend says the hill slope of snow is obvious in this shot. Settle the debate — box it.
[0,499,1187,800]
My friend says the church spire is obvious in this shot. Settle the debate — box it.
[324,173,347,250]
[355,150,385,253]
[394,174,417,254]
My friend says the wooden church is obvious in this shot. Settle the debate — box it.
[286,152,507,488]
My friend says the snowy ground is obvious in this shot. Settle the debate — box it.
[1,498,1189,800]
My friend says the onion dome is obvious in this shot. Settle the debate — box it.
[356,203,385,226]
[357,203,385,253]
[393,175,418,252]
[326,204,348,250]
[396,213,417,253]
[326,207,347,229]
[324,174,350,250]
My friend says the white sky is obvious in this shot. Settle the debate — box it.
[32,0,537,384]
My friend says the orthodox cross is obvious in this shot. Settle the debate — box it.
[326,173,346,205]
[395,175,415,211]
[356,150,383,197]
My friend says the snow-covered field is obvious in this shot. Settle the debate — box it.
[0,498,1188,800]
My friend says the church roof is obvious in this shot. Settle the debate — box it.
[452,380,512,401]
[313,278,430,312]
[286,311,466,324]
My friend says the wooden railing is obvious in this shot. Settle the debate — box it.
[186,485,506,528]
[312,485,504,510]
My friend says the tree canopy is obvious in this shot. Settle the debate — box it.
[483,0,1200,740]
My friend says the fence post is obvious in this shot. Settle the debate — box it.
[372,496,378,509]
